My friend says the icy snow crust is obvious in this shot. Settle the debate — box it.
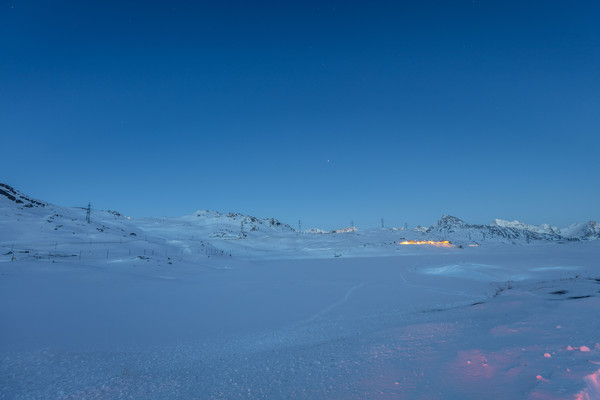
[1,191,600,399]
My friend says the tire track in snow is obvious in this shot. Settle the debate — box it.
[398,272,407,282]
[305,281,368,322]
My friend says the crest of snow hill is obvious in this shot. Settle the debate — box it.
[0,183,598,243]
[191,210,294,232]
[0,183,46,208]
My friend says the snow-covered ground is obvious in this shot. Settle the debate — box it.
[1,185,600,399]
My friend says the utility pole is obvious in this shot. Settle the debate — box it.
[86,202,91,224]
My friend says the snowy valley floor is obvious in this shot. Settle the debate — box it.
[1,242,600,399]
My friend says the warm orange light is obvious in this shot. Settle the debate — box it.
[398,240,455,248]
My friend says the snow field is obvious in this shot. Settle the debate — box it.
[1,242,600,399]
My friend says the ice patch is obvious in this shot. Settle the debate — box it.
[421,263,528,281]
[530,266,581,272]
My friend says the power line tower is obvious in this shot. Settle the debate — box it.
[86,202,91,224]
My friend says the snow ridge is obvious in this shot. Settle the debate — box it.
[0,183,46,208]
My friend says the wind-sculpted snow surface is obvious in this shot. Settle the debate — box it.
[2,242,600,399]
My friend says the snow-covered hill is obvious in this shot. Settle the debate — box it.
[180,209,294,234]
[561,221,600,240]
[0,184,131,242]
[0,183,46,208]
[490,218,561,235]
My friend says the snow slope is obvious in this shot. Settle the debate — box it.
[562,221,600,240]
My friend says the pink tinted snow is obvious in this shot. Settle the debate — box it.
[574,369,600,400]
[444,348,529,396]
[567,345,592,352]
[536,374,550,382]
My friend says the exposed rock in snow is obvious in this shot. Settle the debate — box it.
[0,183,46,208]
[491,219,561,235]
[177,210,294,233]
[561,221,600,240]
[428,215,565,244]
[434,214,470,233]
[303,228,327,234]
[413,225,430,233]
[330,227,358,234]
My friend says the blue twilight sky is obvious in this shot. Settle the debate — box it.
[1,0,599,230]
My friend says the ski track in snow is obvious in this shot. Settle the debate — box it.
[305,281,369,322]
[398,271,407,282]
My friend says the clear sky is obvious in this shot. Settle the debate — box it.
[1,1,599,230]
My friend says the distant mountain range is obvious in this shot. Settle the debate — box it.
[1,183,598,245]
[426,214,599,243]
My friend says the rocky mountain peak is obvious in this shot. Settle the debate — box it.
[437,215,469,229]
